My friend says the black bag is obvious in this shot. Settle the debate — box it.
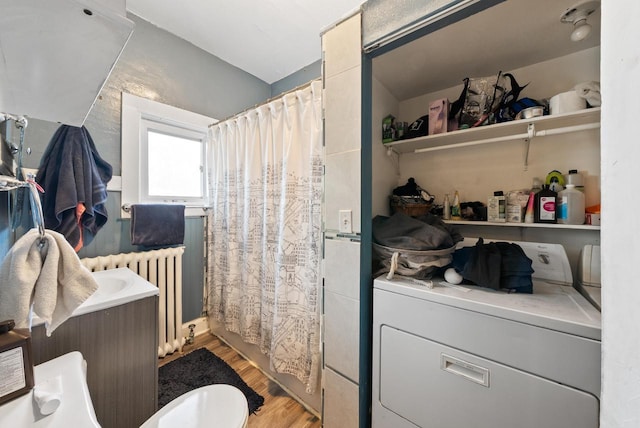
[404,115,429,139]
[451,238,534,293]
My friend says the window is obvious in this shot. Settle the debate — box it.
[121,93,215,217]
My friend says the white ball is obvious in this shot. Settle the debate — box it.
[444,268,463,285]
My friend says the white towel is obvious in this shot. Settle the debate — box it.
[0,228,98,336]
[33,375,63,415]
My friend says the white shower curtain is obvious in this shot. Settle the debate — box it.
[206,81,323,392]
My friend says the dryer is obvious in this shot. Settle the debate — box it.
[372,241,601,428]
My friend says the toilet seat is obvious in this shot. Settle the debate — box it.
[141,384,249,428]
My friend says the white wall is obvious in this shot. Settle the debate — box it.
[600,1,640,427]
[395,47,601,208]
[372,77,401,217]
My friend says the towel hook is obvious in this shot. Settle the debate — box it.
[25,175,46,244]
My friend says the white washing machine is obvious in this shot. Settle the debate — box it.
[576,244,601,311]
[372,241,601,428]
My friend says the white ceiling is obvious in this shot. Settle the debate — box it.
[373,0,601,100]
[126,0,364,84]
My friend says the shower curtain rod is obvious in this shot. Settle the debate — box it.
[209,78,321,127]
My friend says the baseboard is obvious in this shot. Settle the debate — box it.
[182,317,209,340]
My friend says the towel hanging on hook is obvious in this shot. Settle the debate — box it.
[35,125,112,252]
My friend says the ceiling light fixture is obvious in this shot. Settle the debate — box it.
[560,0,600,42]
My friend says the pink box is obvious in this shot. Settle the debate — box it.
[429,98,449,135]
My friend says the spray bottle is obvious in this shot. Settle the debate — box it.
[451,191,461,220]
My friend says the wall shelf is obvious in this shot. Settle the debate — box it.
[384,107,601,155]
[445,220,600,231]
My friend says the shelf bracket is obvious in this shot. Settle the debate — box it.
[385,146,401,176]
[523,123,536,170]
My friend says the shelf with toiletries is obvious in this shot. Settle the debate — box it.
[384,107,600,155]
[444,220,600,231]
[370,0,602,273]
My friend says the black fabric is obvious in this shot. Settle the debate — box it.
[158,348,264,414]
[393,177,422,197]
[405,115,429,139]
[35,125,112,250]
[451,238,534,293]
[373,212,462,251]
[130,204,185,247]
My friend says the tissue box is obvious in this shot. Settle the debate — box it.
[0,326,34,405]
[429,99,449,135]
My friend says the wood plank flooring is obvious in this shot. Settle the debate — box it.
[159,332,322,428]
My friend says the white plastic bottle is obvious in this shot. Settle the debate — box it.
[443,194,451,220]
[565,169,585,193]
[557,184,585,225]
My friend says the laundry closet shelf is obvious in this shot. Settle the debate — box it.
[384,107,601,154]
[444,220,600,230]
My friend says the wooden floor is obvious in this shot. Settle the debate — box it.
[159,333,322,428]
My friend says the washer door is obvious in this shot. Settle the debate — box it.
[377,326,599,428]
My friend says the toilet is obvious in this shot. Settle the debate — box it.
[0,352,249,428]
[0,351,101,428]
[141,384,249,428]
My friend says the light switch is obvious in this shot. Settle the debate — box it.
[339,210,352,233]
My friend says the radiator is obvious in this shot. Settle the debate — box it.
[80,247,186,357]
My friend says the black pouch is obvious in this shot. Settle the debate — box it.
[452,238,534,293]
[404,115,429,139]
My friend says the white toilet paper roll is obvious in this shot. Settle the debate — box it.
[549,90,587,115]
[33,376,63,415]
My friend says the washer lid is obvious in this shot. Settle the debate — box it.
[374,275,601,340]
[457,238,573,285]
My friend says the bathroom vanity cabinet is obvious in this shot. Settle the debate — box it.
[31,295,158,428]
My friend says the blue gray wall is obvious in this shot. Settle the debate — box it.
[271,59,321,97]
[11,14,272,322]
[5,13,322,322]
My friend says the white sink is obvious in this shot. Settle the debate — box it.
[79,268,158,316]
[92,277,128,296]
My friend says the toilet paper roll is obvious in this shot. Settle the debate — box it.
[549,90,587,115]
[33,376,62,415]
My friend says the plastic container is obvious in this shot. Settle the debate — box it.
[488,191,506,222]
[534,185,557,223]
[565,169,585,193]
[557,184,585,225]
[531,177,542,194]
[451,191,461,220]
[524,192,535,223]
[443,194,451,220]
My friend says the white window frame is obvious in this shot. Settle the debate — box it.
[121,92,215,217]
